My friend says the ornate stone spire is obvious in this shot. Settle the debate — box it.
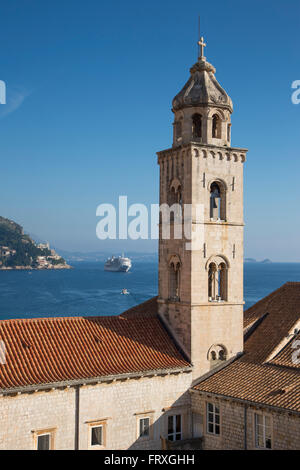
[172,37,233,113]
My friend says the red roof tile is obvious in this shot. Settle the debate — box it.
[121,296,158,318]
[0,300,190,391]
[194,361,300,412]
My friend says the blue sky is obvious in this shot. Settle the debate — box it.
[0,0,299,260]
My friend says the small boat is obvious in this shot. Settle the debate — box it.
[121,288,129,295]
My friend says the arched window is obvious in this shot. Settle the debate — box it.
[219,349,226,361]
[210,181,226,221]
[208,345,228,370]
[208,263,217,300]
[219,263,227,301]
[169,179,183,214]
[210,183,221,220]
[212,114,221,138]
[169,186,177,206]
[227,123,231,141]
[169,256,181,301]
[207,256,228,302]
[167,191,182,224]
[192,114,202,139]
[177,185,182,206]
[175,119,182,140]
[211,351,217,361]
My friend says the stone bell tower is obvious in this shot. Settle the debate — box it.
[157,37,247,379]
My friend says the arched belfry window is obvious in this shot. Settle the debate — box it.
[168,180,183,224]
[218,348,226,361]
[210,181,226,221]
[207,256,228,302]
[212,114,221,139]
[177,185,182,206]
[219,263,227,301]
[210,183,220,220]
[175,119,182,141]
[169,186,177,206]
[208,344,227,370]
[192,113,202,139]
[227,123,231,142]
[169,178,183,206]
[208,263,217,300]
[169,255,181,301]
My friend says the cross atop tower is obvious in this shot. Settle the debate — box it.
[198,36,206,59]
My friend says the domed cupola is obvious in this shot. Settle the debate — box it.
[172,37,233,148]
[172,59,233,113]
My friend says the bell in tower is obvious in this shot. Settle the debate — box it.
[157,36,247,379]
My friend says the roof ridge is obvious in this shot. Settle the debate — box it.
[264,362,300,375]
[244,312,269,341]
[120,296,158,318]
[0,313,147,325]
[244,282,289,314]
[192,353,242,387]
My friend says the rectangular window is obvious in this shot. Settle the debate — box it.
[91,425,103,447]
[167,414,182,441]
[37,433,50,450]
[206,402,220,435]
[255,414,272,449]
[34,429,56,450]
[139,417,150,438]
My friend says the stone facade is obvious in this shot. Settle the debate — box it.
[0,388,75,450]
[191,392,300,450]
[157,51,247,379]
[0,372,192,450]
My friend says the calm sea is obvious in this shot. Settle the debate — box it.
[0,261,299,321]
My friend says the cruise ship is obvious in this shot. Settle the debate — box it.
[104,255,132,272]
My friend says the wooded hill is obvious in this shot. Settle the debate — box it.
[0,216,64,268]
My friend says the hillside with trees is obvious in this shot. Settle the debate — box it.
[0,216,70,269]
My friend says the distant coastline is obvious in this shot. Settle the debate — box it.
[244,258,272,264]
[0,216,71,271]
[0,264,72,271]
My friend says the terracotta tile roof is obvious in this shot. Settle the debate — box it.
[194,282,300,412]
[0,301,190,391]
[243,282,300,363]
[243,282,300,330]
[121,296,158,318]
[194,361,300,412]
